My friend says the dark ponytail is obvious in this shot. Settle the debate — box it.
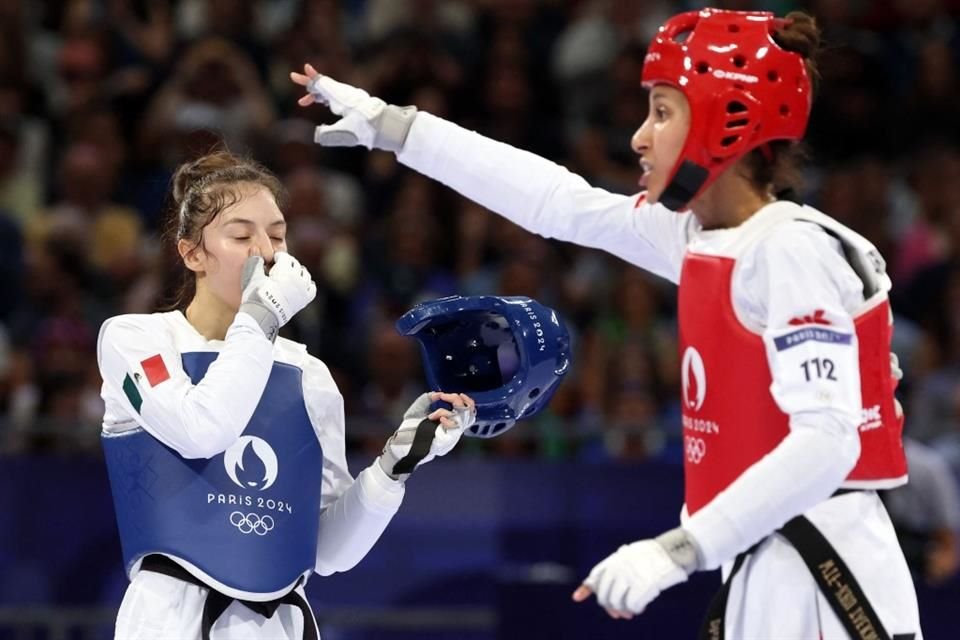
[772,11,822,94]
[742,11,822,198]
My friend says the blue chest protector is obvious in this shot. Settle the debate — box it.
[102,352,323,596]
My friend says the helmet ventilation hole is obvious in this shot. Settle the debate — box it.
[721,135,740,147]
[779,104,790,116]
[732,55,746,68]
[726,101,748,114]
[695,61,710,74]
[728,24,740,33]
[528,388,541,399]
[767,70,780,82]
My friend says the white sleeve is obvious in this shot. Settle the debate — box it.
[302,358,404,576]
[97,312,275,459]
[397,111,694,284]
[683,226,865,569]
[313,463,405,576]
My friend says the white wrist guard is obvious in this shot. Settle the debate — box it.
[377,393,468,482]
[307,75,418,152]
[655,527,704,575]
[372,104,418,152]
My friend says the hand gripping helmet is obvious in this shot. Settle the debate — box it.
[641,9,812,210]
[396,295,571,438]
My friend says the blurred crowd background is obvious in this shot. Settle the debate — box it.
[2,0,960,632]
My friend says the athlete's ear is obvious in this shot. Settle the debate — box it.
[178,239,204,273]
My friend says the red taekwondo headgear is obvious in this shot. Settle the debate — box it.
[641,9,812,210]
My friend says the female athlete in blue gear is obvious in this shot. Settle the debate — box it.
[98,150,476,639]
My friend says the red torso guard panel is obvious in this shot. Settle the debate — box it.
[678,233,907,515]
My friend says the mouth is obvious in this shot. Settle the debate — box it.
[639,159,653,188]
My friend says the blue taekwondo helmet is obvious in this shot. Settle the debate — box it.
[396,295,572,438]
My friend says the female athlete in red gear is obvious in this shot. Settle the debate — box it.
[292,8,920,638]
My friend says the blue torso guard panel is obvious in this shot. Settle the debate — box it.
[102,351,323,596]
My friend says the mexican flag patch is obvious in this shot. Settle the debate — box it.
[123,373,142,413]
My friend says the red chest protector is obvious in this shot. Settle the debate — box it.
[678,215,907,515]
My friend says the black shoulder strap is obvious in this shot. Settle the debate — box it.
[796,220,879,300]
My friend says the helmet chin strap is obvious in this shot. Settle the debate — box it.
[659,160,710,211]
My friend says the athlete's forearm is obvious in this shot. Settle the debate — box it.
[398,112,687,282]
[313,462,404,575]
[683,412,861,570]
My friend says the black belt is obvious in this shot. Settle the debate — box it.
[140,555,319,640]
[698,491,915,640]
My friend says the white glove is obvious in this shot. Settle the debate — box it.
[378,392,476,481]
[239,251,316,341]
[574,528,701,616]
[296,70,418,152]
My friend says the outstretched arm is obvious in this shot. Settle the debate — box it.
[290,65,694,285]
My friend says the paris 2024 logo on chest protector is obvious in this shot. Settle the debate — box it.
[223,436,279,491]
[208,435,293,528]
[682,346,706,412]
[682,346,716,465]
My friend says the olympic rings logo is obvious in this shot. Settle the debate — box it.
[685,436,707,464]
[230,511,275,536]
